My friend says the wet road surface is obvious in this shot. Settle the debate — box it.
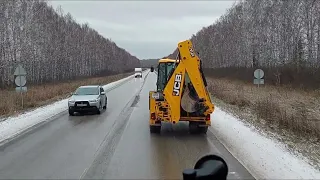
[0,71,254,179]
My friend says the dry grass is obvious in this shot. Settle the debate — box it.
[207,77,320,138]
[207,77,320,168]
[0,73,132,118]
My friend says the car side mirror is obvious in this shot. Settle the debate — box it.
[183,154,228,180]
[101,92,105,95]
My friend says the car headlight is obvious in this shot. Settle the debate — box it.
[68,100,75,103]
[89,99,98,102]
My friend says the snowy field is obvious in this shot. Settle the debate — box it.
[211,107,320,179]
[0,69,319,179]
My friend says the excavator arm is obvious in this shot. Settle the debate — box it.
[163,40,214,123]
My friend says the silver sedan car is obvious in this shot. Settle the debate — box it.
[68,85,107,116]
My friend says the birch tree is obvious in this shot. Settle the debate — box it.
[167,0,320,88]
[0,0,140,88]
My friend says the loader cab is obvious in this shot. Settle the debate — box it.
[156,58,177,92]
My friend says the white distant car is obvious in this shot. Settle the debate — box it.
[134,67,142,78]
[68,85,107,116]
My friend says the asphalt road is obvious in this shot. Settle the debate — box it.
[0,71,254,180]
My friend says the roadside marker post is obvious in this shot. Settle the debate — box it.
[253,69,264,88]
[14,64,27,108]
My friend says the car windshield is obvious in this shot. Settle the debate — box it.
[73,87,99,95]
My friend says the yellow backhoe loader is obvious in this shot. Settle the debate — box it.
[149,40,214,134]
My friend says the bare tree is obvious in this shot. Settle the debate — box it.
[167,0,320,89]
[0,0,140,88]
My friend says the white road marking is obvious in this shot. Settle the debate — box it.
[229,171,242,179]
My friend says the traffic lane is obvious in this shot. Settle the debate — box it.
[0,76,145,179]
[80,72,154,179]
[99,72,254,179]
[100,71,209,179]
[89,72,161,179]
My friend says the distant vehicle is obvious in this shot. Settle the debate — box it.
[151,66,154,72]
[134,67,142,78]
[68,85,107,116]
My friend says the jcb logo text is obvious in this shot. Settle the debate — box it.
[189,47,195,57]
[173,74,182,96]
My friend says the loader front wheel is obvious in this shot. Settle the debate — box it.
[150,126,161,134]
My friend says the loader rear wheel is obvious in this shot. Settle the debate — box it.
[199,126,208,134]
[150,126,161,134]
[189,122,208,134]
[189,122,199,134]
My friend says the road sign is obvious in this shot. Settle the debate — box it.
[254,69,264,79]
[253,69,265,87]
[15,75,26,87]
[14,64,27,76]
[14,64,27,108]
[15,86,27,92]
[254,79,264,85]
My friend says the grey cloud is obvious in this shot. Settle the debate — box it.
[49,0,235,59]
[115,40,175,59]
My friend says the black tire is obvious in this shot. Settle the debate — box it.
[103,99,107,109]
[96,103,101,114]
[199,126,208,134]
[189,122,208,134]
[150,126,161,134]
[189,122,199,134]
[69,110,74,116]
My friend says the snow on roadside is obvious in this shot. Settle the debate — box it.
[0,99,68,145]
[102,73,133,90]
[210,106,320,179]
[0,71,149,145]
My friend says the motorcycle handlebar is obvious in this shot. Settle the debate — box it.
[183,155,228,180]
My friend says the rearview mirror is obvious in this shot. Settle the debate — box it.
[101,92,105,95]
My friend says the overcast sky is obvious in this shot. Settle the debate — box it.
[48,1,236,59]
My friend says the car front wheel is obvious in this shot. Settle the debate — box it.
[103,99,107,109]
[69,109,74,116]
[96,102,102,114]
